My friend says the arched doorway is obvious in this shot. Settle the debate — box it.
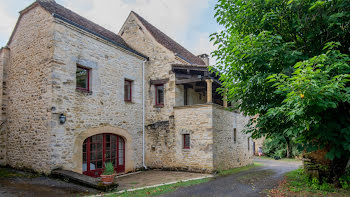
[82,133,125,177]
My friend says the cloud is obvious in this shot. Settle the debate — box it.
[192,32,218,65]
[61,0,209,42]
[0,4,18,46]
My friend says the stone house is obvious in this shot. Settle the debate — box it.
[0,0,253,177]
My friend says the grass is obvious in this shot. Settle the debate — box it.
[268,169,350,197]
[217,162,263,176]
[0,167,39,178]
[105,178,211,197]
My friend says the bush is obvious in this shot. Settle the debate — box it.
[262,138,301,158]
[340,169,350,189]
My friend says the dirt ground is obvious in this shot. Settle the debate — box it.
[0,167,97,197]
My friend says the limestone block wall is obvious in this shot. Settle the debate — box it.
[50,19,145,173]
[172,105,214,172]
[175,85,206,106]
[0,48,10,166]
[120,14,183,125]
[212,105,253,171]
[5,6,55,173]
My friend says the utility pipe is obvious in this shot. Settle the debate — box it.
[142,59,148,170]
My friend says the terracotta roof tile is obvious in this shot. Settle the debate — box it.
[132,11,205,65]
[37,0,129,48]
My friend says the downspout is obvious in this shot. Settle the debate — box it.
[142,59,148,170]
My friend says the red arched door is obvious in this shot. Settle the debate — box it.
[82,134,125,177]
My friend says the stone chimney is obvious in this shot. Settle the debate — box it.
[37,0,56,2]
[198,54,209,66]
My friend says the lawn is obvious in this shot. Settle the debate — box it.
[268,169,350,197]
[105,178,211,197]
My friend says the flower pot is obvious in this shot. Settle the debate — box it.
[100,174,115,185]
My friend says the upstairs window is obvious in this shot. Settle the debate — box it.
[124,80,132,102]
[155,84,164,106]
[76,66,90,91]
[183,134,190,149]
[233,128,237,143]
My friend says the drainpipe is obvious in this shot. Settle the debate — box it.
[142,59,148,170]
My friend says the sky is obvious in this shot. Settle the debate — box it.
[0,0,221,64]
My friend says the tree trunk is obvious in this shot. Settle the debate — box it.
[329,156,349,187]
[286,138,292,158]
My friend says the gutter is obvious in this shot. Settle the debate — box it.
[142,60,148,170]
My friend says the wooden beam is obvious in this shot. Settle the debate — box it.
[150,78,169,85]
[176,78,203,84]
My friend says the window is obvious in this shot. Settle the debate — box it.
[183,134,190,149]
[248,137,250,150]
[233,128,237,143]
[124,80,132,102]
[155,84,164,106]
[76,66,90,91]
[184,87,188,105]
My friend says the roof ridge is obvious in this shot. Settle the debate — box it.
[131,11,205,65]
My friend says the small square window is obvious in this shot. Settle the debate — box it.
[183,134,190,149]
[124,80,132,102]
[76,65,90,91]
[155,84,164,106]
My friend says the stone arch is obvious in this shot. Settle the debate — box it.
[71,126,134,173]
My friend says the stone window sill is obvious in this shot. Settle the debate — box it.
[154,105,164,108]
[76,88,93,95]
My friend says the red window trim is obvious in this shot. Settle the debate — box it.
[124,79,132,102]
[155,84,164,106]
[183,134,190,149]
[76,65,90,92]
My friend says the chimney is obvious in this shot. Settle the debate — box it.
[198,54,209,66]
[37,0,56,2]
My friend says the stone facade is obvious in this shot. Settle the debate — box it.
[0,1,254,175]
[213,106,253,170]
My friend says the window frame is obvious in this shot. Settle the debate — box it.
[183,134,190,149]
[124,79,132,102]
[76,65,90,92]
[233,128,237,143]
[155,84,164,106]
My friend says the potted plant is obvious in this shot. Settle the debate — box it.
[100,162,115,185]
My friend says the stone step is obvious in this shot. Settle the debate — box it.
[51,169,118,191]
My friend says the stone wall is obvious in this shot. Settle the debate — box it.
[5,6,55,173]
[0,47,10,166]
[172,104,213,172]
[49,17,145,173]
[212,105,253,171]
[175,85,206,106]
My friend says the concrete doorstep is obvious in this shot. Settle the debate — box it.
[51,169,118,192]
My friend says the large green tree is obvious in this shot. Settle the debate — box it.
[211,0,350,182]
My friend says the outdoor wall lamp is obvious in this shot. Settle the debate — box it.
[59,114,66,124]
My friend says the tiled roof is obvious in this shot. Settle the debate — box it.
[131,11,206,66]
[37,0,128,47]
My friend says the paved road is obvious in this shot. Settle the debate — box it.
[161,158,302,197]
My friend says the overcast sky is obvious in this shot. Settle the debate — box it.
[0,0,220,63]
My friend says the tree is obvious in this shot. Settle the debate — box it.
[211,0,350,183]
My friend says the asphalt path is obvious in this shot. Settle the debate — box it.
[161,158,302,197]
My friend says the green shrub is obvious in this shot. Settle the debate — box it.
[102,162,115,175]
[340,169,350,189]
